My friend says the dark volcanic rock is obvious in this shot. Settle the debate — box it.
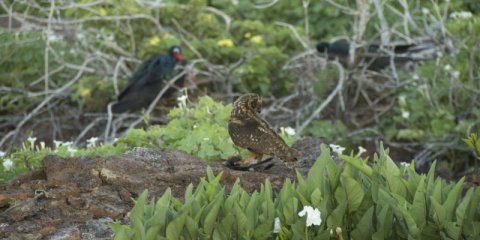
[0,138,324,239]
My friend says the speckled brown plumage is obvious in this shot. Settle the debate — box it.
[228,93,300,167]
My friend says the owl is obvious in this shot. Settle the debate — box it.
[228,93,300,167]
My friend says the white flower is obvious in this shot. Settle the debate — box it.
[336,227,342,235]
[284,127,296,136]
[400,162,411,167]
[48,33,61,42]
[421,8,429,15]
[0,151,5,158]
[444,64,452,71]
[27,137,37,147]
[53,140,64,149]
[3,159,13,171]
[86,137,99,147]
[398,95,407,107]
[177,95,188,108]
[329,144,345,155]
[450,11,472,19]
[412,74,419,80]
[298,206,322,227]
[356,146,367,157]
[452,71,460,78]
[177,95,188,102]
[273,217,281,233]
[67,147,77,154]
[401,110,410,119]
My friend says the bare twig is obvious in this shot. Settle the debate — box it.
[0,58,97,148]
[274,21,309,50]
[297,61,345,135]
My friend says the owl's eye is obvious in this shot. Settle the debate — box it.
[249,100,257,109]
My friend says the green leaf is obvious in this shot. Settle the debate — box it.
[351,206,374,239]
[430,197,446,226]
[203,191,225,236]
[443,177,464,221]
[165,212,187,240]
[130,190,148,239]
[342,176,364,212]
[411,177,427,228]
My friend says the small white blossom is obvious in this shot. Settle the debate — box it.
[86,137,99,148]
[452,71,460,78]
[27,137,37,147]
[356,146,367,157]
[3,159,13,171]
[336,227,342,235]
[177,95,188,102]
[329,144,345,155]
[0,151,5,158]
[48,33,61,42]
[398,95,407,107]
[53,140,64,149]
[402,110,410,119]
[422,8,430,15]
[67,147,77,155]
[273,217,281,233]
[450,11,472,19]
[114,138,119,143]
[177,95,188,108]
[400,162,411,167]
[298,206,322,227]
[284,127,296,136]
[412,74,419,80]
[444,64,452,71]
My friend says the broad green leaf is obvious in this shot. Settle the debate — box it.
[342,176,364,212]
[165,212,187,240]
[411,177,427,228]
[351,206,374,239]
[203,191,225,236]
[430,197,446,226]
[443,177,464,221]
[310,188,322,207]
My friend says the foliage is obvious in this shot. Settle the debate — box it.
[463,133,480,168]
[110,144,480,239]
[118,96,238,160]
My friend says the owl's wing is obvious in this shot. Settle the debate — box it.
[229,116,297,159]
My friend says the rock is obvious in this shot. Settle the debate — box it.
[0,142,323,239]
[79,218,114,240]
[47,226,80,240]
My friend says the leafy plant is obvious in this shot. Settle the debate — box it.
[111,144,480,239]
[0,96,238,183]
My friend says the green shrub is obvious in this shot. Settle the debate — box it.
[110,144,480,239]
[0,96,238,183]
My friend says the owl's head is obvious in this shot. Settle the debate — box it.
[233,93,262,115]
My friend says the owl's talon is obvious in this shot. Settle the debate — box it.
[224,156,274,171]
